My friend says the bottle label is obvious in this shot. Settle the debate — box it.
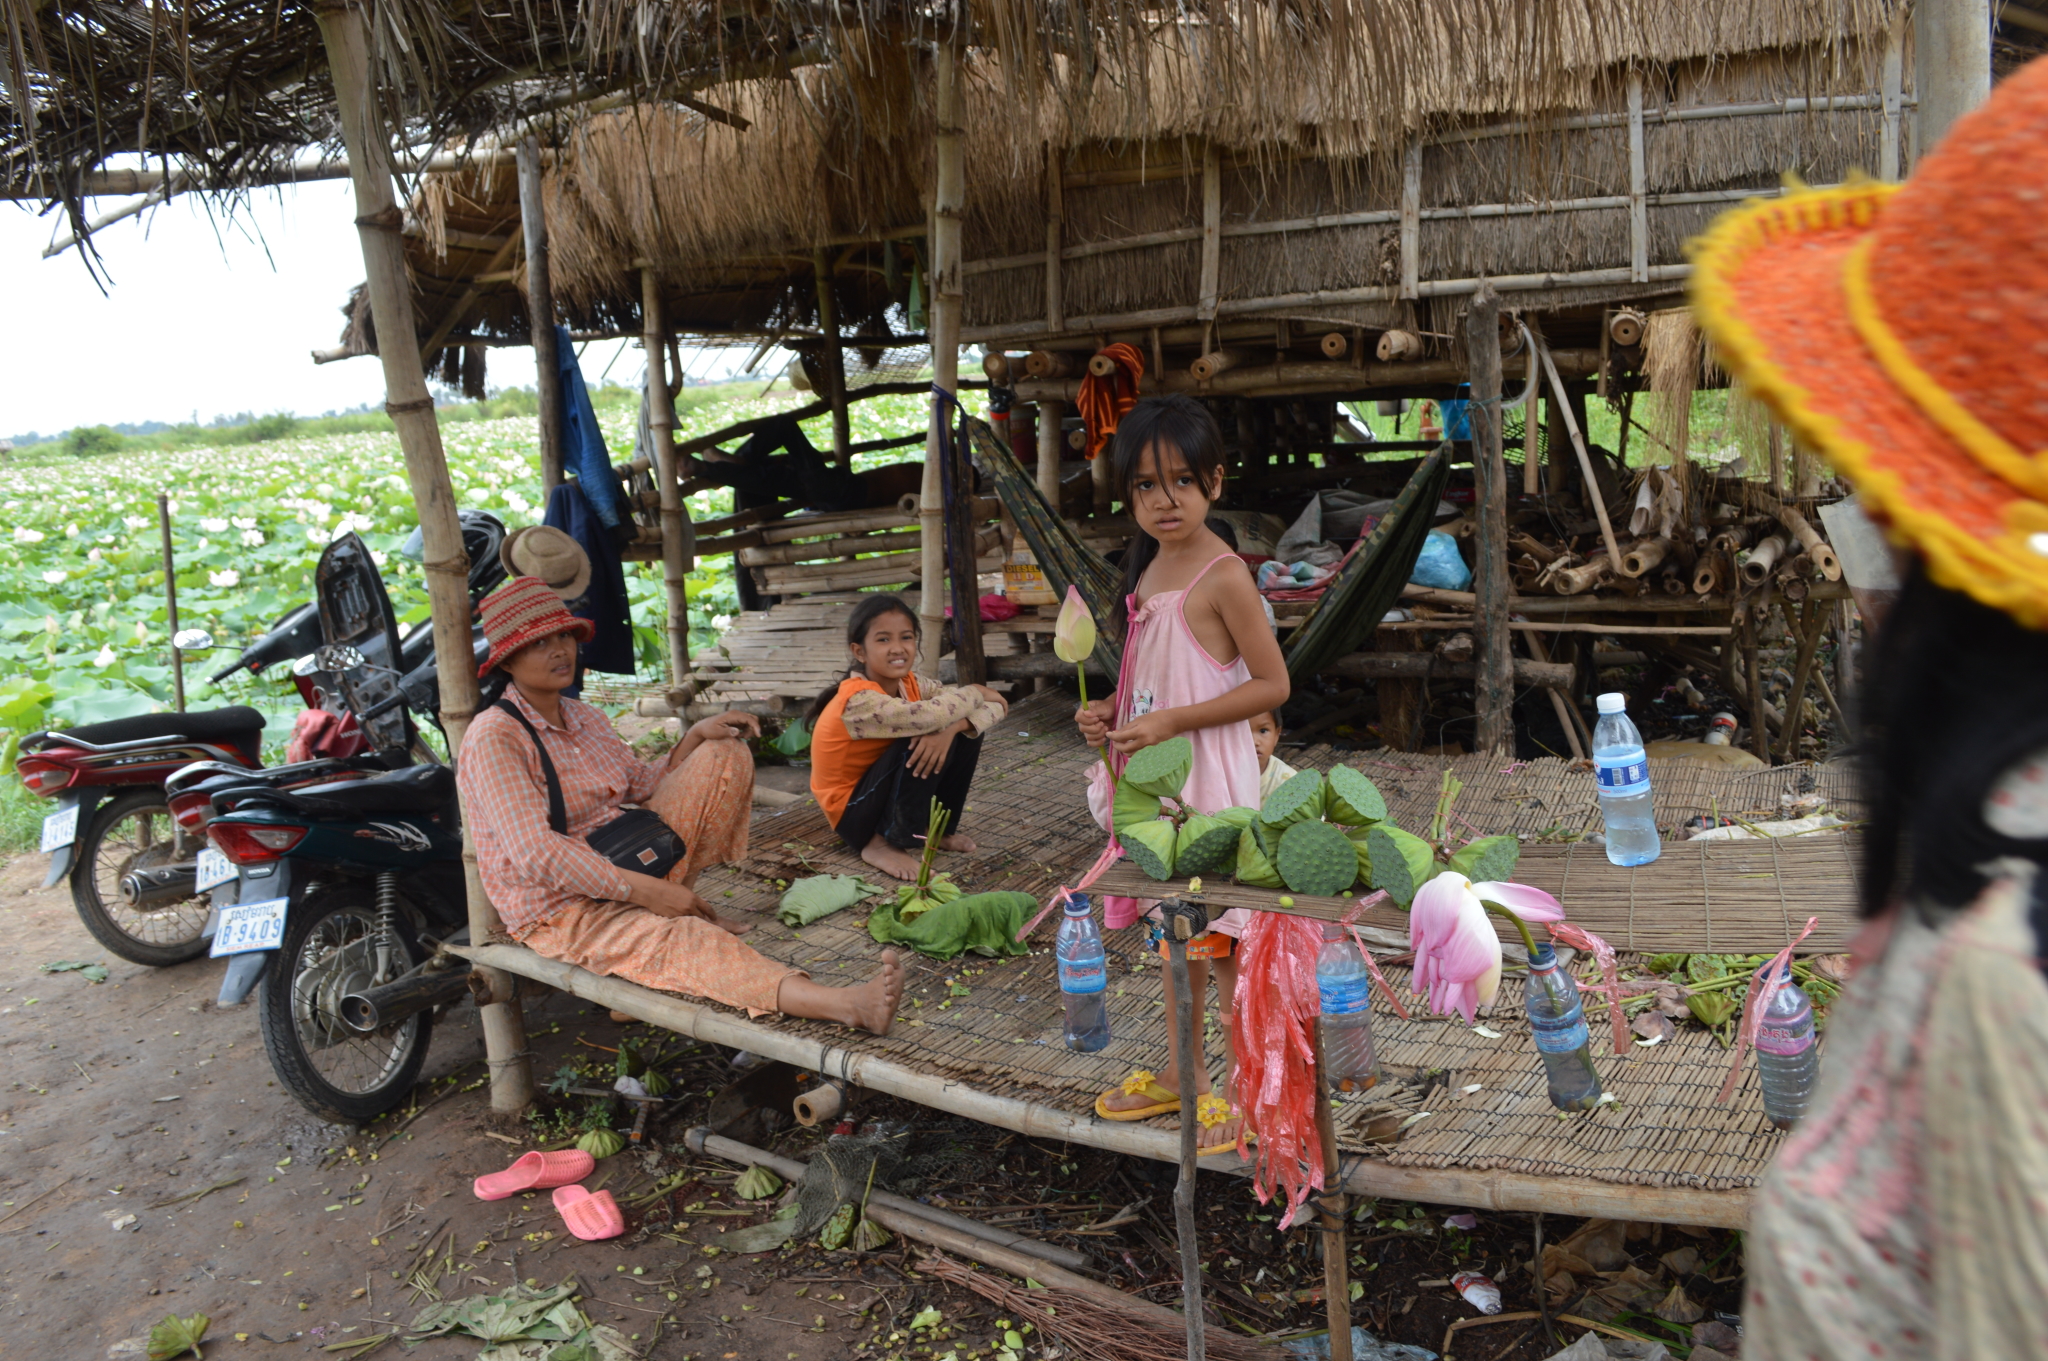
[1595,758,1650,795]
[1319,976,1371,1016]
[1529,996,1591,1055]
[1059,956,1107,995]
[1754,1003,1815,1057]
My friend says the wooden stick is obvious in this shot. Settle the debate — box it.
[1521,357,1542,495]
[1037,398,1065,505]
[674,382,936,459]
[1744,605,1771,762]
[319,2,531,1115]
[1381,620,1735,637]
[1312,1020,1354,1361]
[1521,630,1588,760]
[1024,350,1079,380]
[643,268,692,695]
[517,139,563,493]
[1550,555,1612,596]
[1467,282,1514,757]
[1165,917,1209,1361]
[921,46,964,674]
[813,250,853,468]
[1774,598,1832,763]
[1536,336,1624,566]
[738,528,920,567]
[1753,488,1844,581]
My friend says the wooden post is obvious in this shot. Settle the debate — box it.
[1743,604,1771,763]
[1165,913,1208,1361]
[1312,1019,1354,1361]
[518,138,563,494]
[642,267,692,695]
[1466,284,1513,756]
[1377,629,1427,752]
[1626,72,1648,284]
[944,404,988,686]
[1914,0,1992,158]
[1881,20,1905,183]
[1044,145,1064,334]
[1522,364,1542,495]
[1092,446,1113,515]
[1197,144,1222,323]
[1037,399,1065,505]
[921,44,965,674]
[316,0,533,1115]
[157,491,186,713]
[1399,139,1422,301]
[814,249,853,468]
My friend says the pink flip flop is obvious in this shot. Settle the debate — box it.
[473,1149,597,1201]
[552,1184,626,1241]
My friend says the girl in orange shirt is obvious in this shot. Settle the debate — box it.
[807,595,1008,880]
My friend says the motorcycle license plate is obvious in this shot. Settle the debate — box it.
[39,803,79,853]
[210,898,287,958]
[194,847,237,893]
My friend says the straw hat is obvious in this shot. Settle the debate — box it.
[477,576,595,677]
[500,525,592,600]
[1690,57,2048,630]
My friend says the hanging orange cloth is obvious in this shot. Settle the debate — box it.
[1075,342,1146,459]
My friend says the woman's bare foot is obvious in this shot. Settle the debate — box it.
[1099,1063,1210,1114]
[937,833,978,853]
[775,949,907,1035]
[712,914,753,936]
[860,835,923,880]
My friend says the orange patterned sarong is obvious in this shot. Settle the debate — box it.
[518,738,802,1015]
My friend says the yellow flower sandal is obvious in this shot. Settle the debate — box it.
[1094,1069,1182,1121]
[1195,1092,1252,1158]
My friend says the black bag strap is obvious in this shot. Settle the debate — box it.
[494,699,568,836]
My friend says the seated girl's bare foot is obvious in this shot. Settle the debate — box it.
[714,914,753,936]
[844,949,906,1035]
[937,833,978,853]
[860,836,923,880]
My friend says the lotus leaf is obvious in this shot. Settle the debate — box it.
[1324,764,1388,826]
[733,1165,784,1200]
[1121,735,1194,800]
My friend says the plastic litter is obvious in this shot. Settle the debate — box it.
[1280,1326,1438,1359]
[1450,1270,1502,1314]
[1409,531,1473,591]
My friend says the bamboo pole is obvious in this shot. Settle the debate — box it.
[1537,338,1624,566]
[814,250,853,468]
[1037,399,1065,505]
[1522,359,1542,495]
[517,138,563,494]
[316,0,532,1116]
[1466,284,1513,756]
[1165,913,1208,1361]
[642,268,692,697]
[921,44,964,674]
[1312,1020,1354,1361]
[156,492,187,713]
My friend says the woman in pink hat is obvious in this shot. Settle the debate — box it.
[456,576,903,1033]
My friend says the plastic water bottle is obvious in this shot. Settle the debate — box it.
[1525,942,1603,1111]
[1056,894,1112,1053]
[1593,692,1661,866]
[1315,924,1381,1092]
[1754,964,1820,1130]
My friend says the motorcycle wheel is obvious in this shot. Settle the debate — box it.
[259,884,433,1124]
[71,789,212,967]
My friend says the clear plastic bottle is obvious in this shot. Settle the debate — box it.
[1524,942,1603,1110]
[1315,924,1381,1091]
[1055,894,1112,1053]
[1592,692,1661,866]
[1754,963,1820,1130]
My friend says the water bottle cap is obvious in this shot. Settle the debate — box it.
[1062,893,1092,915]
[1596,692,1627,715]
[1527,941,1557,967]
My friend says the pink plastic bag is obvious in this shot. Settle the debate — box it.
[1231,911,1326,1217]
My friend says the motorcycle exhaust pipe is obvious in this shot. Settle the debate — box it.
[119,863,199,908]
[340,963,472,1032]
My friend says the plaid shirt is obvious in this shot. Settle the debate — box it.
[457,688,668,935]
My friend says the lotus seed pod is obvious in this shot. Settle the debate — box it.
[1234,827,1285,889]
[1122,818,1179,880]
[1258,769,1326,830]
[1113,781,1163,834]
[638,1069,672,1097]
[1276,819,1360,897]
[1214,806,1258,830]
[577,1128,626,1159]
[1174,813,1240,877]
[1366,824,1438,906]
[1122,735,1195,800]
[1325,765,1389,826]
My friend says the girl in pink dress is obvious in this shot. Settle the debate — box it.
[1077,395,1290,1153]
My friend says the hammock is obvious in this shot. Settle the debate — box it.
[963,415,1450,683]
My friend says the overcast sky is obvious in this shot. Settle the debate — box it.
[0,179,665,441]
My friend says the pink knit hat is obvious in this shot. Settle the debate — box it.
[477,576,595,677]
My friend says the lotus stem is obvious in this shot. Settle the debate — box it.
[1076,662,1108,769]
[1482,900,1540,957]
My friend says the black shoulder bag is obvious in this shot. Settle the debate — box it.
[494,700,686,878]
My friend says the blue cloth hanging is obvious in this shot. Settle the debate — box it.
[543,480,637,676]
[554,324,630,531]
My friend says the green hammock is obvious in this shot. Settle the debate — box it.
[963,415,1449,684]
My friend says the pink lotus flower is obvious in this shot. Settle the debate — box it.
[1409,873,1565,1023]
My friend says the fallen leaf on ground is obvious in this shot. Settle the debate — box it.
[146,1312,208,1360]
[1654,1282,1705,1323]
[1658,1245,1701,1277]
[1631,1011,1676,1044]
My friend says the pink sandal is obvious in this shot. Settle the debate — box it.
[553,1184,626,1241]
[473,1149,597,1201]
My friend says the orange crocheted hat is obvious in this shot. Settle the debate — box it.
[477,575,595,677]
[1690,56,2048,630]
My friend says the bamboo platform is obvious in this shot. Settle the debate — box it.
[459,691,1866,1229]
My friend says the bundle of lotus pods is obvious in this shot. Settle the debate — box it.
[1111,747,1524,904]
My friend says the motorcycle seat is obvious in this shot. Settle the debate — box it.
[49,706,266,760]
[286,764,456,816]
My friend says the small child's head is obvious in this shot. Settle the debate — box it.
[1111,395,1227,538]
[1250,710,1282,768]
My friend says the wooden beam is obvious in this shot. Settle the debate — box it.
[419,230,522,362]
[1467,282,1513,756]
[518,139,563,493]
[1399,138,1422,301]
[315,0,531,1116]
[1627,72,1649,284]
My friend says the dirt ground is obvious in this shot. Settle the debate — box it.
[0,847,1746,1361]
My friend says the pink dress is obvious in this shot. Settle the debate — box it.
[1087,553,1264,935]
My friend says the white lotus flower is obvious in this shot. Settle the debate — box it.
[14,527,44,543]
[241,529,265,547]
[370,550,388,567]
[231,516,256,530]
[41,569,65,584]
[200,517,230,533]
[209,569,240,588]
[87,548,101,563]
[93,645,116,667]
[123,516,149,531]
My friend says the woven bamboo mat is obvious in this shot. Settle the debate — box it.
[678,691,1860,1194]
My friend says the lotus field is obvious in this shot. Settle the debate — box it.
[0,384,932,774]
